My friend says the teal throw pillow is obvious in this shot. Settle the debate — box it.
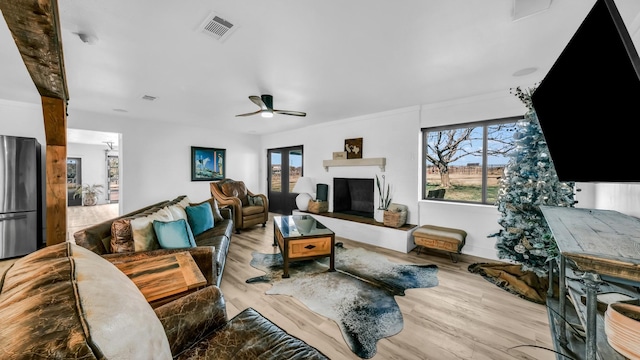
[185,201,214,236]
[248,195,264,206]
[152,219,196,249]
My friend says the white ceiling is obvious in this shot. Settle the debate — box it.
[2,0,640,144]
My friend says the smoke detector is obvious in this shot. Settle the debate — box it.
[198,12,238,42]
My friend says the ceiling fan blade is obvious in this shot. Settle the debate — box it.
[235,109,262,117]
[249,95,268,110]
[273,109,307,117]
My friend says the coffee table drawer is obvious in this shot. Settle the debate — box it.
[289,237,332,258]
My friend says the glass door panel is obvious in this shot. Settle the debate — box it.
[267,146,303,214]
[289,149,302,192]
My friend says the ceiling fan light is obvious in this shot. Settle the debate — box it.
[261,110,273,118]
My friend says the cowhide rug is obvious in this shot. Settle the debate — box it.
[246,243,439,359]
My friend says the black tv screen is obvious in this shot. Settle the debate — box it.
[531,0,640,182]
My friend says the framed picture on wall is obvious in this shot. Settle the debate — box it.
[344,138,363,159]
[191,147,225,181]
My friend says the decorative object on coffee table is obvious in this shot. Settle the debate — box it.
[191,146,225,181]
[292,177,316,211]
[245,244,439,359]
[344,137,363,159]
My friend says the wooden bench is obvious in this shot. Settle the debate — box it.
[412,225,467,262]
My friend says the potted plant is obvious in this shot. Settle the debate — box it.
[73,183,104,206]
[375,175,391,222]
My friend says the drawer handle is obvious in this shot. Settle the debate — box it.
[304,244,316,250]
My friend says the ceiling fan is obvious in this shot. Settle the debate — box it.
[236,95,306,118]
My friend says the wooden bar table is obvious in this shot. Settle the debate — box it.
[541,206,640,360]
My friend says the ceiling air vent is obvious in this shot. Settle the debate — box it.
[199,12,237,42]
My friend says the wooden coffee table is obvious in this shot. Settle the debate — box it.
[273,215,335,278]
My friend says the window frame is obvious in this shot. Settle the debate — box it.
[421,115,524,205]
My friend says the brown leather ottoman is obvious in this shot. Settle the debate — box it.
[413,225,467,262]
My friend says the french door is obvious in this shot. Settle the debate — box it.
[267,146,303,215]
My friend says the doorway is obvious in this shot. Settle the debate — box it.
[66,129,121,241]
[267,146,303,215]
[67,157,82,206]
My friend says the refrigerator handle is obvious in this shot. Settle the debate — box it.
[0,213,28,221]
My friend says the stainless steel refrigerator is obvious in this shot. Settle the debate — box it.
[0,135,42,259]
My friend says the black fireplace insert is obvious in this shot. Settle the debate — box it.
[333,178,374,218]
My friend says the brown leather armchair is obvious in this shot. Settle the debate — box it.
[210,179,268,233]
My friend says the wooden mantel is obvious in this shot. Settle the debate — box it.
[0,0,69,246]
[322,157,386,172]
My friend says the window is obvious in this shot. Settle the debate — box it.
[422,116,522,204]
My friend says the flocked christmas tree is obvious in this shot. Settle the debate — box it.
[490,85,576,277]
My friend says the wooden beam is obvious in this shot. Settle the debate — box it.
[42,96,67,246]
[1,0,70,246]
[0,0,68,100]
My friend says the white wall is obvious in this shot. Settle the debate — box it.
[0,100,262,215]
[0,99,45,144]
[579,182,640,218]
[261,106,421,225]
[66,109,262,214]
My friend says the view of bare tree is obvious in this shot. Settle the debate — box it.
[425,125,516,188]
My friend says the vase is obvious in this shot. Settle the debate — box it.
[374,208,385,223]
[83,195,97,206]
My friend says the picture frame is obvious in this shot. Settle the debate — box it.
[191,146,225,181]
[344,138,363,159]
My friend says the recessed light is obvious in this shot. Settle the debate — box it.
[141,95,157,101]
[512,67,538,77]
[112,108,128,113]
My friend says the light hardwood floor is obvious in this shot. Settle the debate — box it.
[1,207,555,359]
[221,214,555,360]
[67,203,119,242]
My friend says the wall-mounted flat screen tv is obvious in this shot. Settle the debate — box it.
[531,0,640,182]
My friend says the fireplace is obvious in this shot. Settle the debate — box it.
[333,178,374,218]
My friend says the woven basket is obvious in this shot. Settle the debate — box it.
[307,200,328,214]
[383,210,406,228]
